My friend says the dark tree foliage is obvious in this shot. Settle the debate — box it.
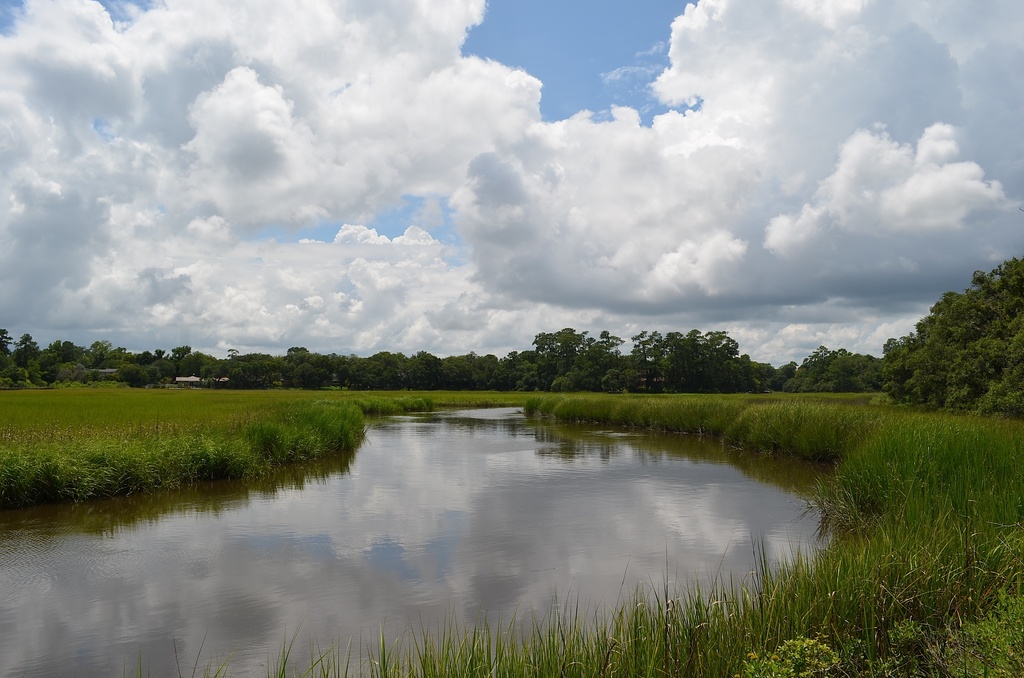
[0,323,881,394]
[784,346,882,393]
[883,256,1024,415]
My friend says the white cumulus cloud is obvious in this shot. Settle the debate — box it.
[0,0,1021,365]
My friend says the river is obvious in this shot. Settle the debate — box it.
[0,407,825,676]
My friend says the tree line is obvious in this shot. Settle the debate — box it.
[0,326,882,394]
[8,254,1021,413]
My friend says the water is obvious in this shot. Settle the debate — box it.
[0,408,826,676]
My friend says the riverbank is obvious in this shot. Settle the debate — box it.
[0,391,427,508]
[6,390,1023,675]
[0,390,536,509]
[509,394,1024,676]
[274,394,1024,676]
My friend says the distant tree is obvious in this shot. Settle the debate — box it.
[151,358,176,381]
[660,331,697,392]
[784,346,882,393]
[771,362,798,391]
[45,340,85,365]
[441,354,476,390]
[643,329,746,393]
[116,363,150,388]
[55,362,88,383]
[224,353,281,388]
[13,334,40,369]
[701,330,741,391]
[351,352,407,390]
[0,329,10,373]
[330,354,354,388]
[533,328,589,390]
[495,350,538,391]
[0,365,30,387]
[179,351,218,379]
[573,331,624,391]
[170,345,192,365]
[408,351,443,390]
[86,340,113,368]
[630,330,665,392]
[281,347,334,388]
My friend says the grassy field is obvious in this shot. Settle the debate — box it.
[5,389,1024,675]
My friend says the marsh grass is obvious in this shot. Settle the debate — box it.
[0,390,448,508]
[525,393,883,461]
[512,394,1024,676]
[0,389,530,509]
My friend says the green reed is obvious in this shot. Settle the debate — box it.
[512,393,1024,675]
[0,390,428,508]
[0,389,531,510]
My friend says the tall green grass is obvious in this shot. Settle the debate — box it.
[525,393,882,461]
[511,394,1024,675]
[0,389,483,509]
[0,389,530,509]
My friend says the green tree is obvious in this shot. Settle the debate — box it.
[573,331,624,391]
[660,330,698,392]
[55,362,88,383]
[0,365,30,387]
[701,330,741,391]
[533,328,589,390]
[116,363,151,387]
[179,351,218,380]
[224,353,281,388]
[280,347,334,388]
[0,329,11,373]
[657,329,746,393]
[495,350,538,391]
[785,346,882,393]
[86,340,113,367]
[630,330,665,392]
[13,334,40,369]
[407,351,443,389]
[883,256,1024,414]
[351,352,408,390]
[170,345,192,368]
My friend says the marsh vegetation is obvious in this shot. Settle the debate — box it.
[2,400,822,676]
[0,390,446,508]
[5,390,1023,675]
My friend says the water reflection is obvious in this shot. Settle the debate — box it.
[0,452,357,540]
[0,407,826,677]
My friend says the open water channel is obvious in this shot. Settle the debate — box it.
[0,407,826,676]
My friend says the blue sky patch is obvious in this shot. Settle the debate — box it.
[248,195,462,247]
[463,0,691,124]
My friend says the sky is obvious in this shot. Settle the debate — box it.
[0,0,1021,365]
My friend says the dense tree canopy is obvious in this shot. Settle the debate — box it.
[784,346,882,393]
[883,257,1024,415]
[0,325,883,394]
